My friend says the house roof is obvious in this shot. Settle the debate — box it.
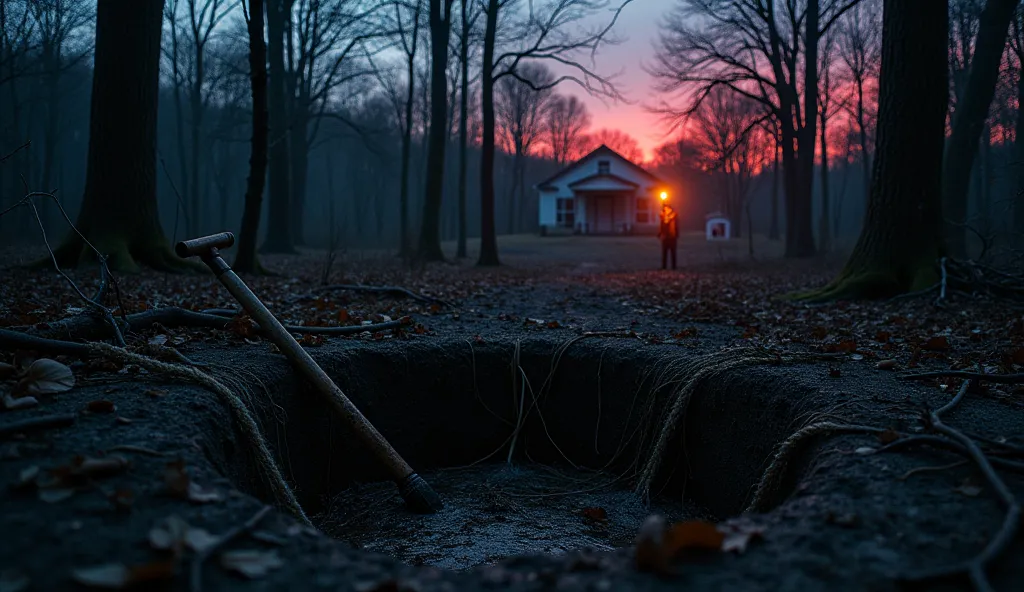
[567,173,640,190]
[535,144,663,191]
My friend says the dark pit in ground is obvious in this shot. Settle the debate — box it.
[320,463,705,570]
[220,336,801,571]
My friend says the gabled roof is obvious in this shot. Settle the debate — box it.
[567,173,639,190]
[535,144,663,191]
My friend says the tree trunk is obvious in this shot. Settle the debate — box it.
[806,0,947,300]
[477,0,500,266]
[169,19,192,236]
[857,76,870,203]
[234,0,269,274]
[417,0,454,261]
[260,0,294,254]
[398,8,420,258]
[978,123,991,240]
[456,0,469,258]
[1016,60,1024,244]
[770,141,780,240]
[791,0,819,259]
[289,106,309,245]
[40,46,60,233]
[53,0,180,272]
[941,0,1018,258]
[819,106,831,253]
[190,41,205,237]
[506,152,521,234]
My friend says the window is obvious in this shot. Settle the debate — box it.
[556,198,575,228]
[598,160,610,175]
[636,196,650,224]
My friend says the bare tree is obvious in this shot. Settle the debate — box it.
[478,0,633,266]
[690,87,764,240]
[582,127,644,163]
[417,0,457,260]
[817,31,845,253]
[495,62,553,234]
[837,0,880,205]
[234,0,269,274]
[942,0,1019,257]
[285,0,387,245]
[455,0,480,258]
[543,93,591,166]
[651,0,862,259]
[809,0,948,299]
[164,0,232,237]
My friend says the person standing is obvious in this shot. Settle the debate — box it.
[658,203,679,270]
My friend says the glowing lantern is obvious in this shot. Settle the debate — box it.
[659,191,668,201]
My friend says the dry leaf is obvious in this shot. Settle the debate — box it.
[876,359,898,370]
[187,482,223,504]
[854,447,876,455]
[921,336,950,352]
[663,520,725,554]
[581,507,608,523]
[86,400,116,413]
[16,358,74,395]
[71,560,175,589]
[634,515,668,573]
[149,516,218,553]
[39,488,75,503]
[877,429,901,444]
[148,335,168,346]
[953,481,982,497]
[220,550,283,579]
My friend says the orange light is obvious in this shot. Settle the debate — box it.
[659,191,668,201]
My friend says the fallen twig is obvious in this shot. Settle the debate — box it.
[0,413,77,439]
[318,284,454,308]
[27,307,414,341]
[900,380,1022,592]
[897,459,968,481]
[189,505,272,592]
[0,328,93,356]
[106,445,167,457]
[0,140,30,164]
[899,370,1024,384]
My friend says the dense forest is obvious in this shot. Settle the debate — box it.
[0,0,1021,271]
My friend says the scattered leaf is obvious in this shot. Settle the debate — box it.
[148,334,169,346]
[86,400,116,413]
[877,429,901,445]
[662,520,725,554]
[220,550,283,579]
[953,481,982,497]
[144,389,168,398]
[2,394,38,410]
[581,507,608,523]
[828,367,842,378]
[854,446,876,455]
[876,359,898,370]
[720,524,765,553]
[71,564,130,589]
[16,358,74,395]
[921,335,950,352]
[39,488,75,503]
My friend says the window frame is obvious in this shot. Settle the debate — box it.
[597,160,610,175]
[635,196,650,224]
[555,197,576,228]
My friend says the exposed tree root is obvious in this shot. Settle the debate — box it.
[900,370,1024,384]
[0,328,93,357]
[317,284,454,308]
[52,234,198,274]
[87,342,309,525]
[21,307,413,342]
[0,413,77,439]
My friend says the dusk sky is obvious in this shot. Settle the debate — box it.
[569,0,677,161]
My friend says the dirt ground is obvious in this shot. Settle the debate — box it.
[1,234,1022,591]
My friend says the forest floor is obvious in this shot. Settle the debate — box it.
[0,233,1023,591]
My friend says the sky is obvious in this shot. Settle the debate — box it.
[567,0,678,161]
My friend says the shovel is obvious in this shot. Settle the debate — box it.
[175,232,442,513]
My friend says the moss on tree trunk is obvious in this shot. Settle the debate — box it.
[799,0,947,301]
[53,0,187,273]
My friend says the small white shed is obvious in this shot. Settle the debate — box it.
[705,215,731,241]
[534,145,665,235]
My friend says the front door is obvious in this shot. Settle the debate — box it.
[588,194,617,233]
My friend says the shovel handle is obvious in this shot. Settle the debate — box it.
[175,232,235,258]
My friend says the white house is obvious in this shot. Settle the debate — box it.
[535,145,665,235]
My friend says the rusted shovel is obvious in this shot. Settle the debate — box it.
[176,232,442,513]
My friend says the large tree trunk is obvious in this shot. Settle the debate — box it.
[53,0,181,272]
[806,0,947,300]
[417,0,453,261]
[506,152,521,234]
[398,8,420,258]
[456,0,469,258]
[856,76,870,203]
[260,0,294,254]
[941,0,1018,258]
[168,20,193,236]
[234,0,269,274]
[477,0,500,266]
